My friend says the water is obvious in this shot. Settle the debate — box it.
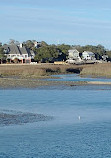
[0,74,111,158]
[46,74,111,82]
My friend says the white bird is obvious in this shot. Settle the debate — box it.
[78,116,81,120]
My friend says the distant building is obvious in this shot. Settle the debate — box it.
[34,41,41,48]
[3,44,35,63]
[82,51,95,60]
[102,55,108,61]
[66,48,82,64]
[68,49,80,60]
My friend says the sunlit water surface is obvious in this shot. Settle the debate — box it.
[0,74,111,158]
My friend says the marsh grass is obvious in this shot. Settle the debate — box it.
[80,63,111,78]
[0,64,83,78]
[0,63,111,88]
[0,63,111,79]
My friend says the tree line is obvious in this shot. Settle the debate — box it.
[0,40,111,63]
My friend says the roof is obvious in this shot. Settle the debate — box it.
[68,49,80,54]
[3,44,35,57]
[3,44,20,54]
[19,46,28,54]
[82,51,94,55]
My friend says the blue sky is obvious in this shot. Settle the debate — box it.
[0,0,111,49]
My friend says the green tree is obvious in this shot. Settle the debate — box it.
[0,42,2,47]
[57,44,71,60]
[41,41,48,47]
[0,46,6,63]
[34,45,59,62]
[57,44,71,55]
[23,40,34,49]
[105,50,111,61]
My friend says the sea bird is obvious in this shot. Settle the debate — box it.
[78,116,81,120]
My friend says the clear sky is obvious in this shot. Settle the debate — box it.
[0,0,111,49]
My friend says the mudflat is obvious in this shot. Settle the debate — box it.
[0,110,53,126]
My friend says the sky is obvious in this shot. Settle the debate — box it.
[0,0,111,49]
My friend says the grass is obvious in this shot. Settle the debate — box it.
[0,64,83,78]
[80,63,111,78]
[0,63,111,79]
[0,63,111,88]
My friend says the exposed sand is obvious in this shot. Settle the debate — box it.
[87,81,111,85]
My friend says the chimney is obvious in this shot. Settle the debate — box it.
[20,43,23,48]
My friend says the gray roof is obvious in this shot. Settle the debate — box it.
[82,51,95,55]
[3,44,20,54]
[68,49,80,54]
[3,44,34,57]
[19,46,28,55]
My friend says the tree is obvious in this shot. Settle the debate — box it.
[0,46,6,63]
[41,41,48,47]
[0,42,2,47]
[34,45,59,62]
[57,44,71,55]
[105,50,111,61]
[23,40,34,49]
[57,44,71,60]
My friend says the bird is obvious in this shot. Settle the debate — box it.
[78,116,81,120]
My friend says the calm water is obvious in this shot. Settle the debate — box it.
[47,74,111,82]
[0,74,111,158]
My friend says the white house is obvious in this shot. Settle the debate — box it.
[82,51,95,60]
[34,41,41,48]
[68,49,80,60]
[102,55,108,61]
[3,43,35,63]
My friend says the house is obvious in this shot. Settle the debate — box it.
[102,55,108,61]
[66,48,82,64]
[34,41,41,48]
[3,43,35,63]
[82,51,95,60]
[68,49,80,60]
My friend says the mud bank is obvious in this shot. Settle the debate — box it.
[0,110,53,126]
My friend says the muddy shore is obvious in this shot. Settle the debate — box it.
[0,77,87,89]
[0,77,111,89]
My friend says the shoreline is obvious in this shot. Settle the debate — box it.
[0,63,111,88]
[0,76,111,89]
[87,81,111,85]
[0,77,86,89]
